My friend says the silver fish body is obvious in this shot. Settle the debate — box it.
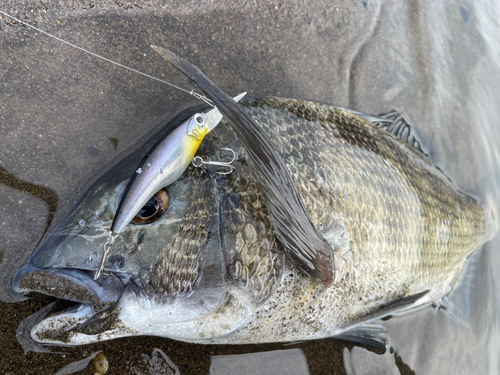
[13,97,488,345]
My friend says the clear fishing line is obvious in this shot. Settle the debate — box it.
[0,9,214,106]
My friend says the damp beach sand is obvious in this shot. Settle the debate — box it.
[1,0,500,374]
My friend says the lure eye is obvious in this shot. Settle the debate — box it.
[194,113,205,128]
[131,190,169,225]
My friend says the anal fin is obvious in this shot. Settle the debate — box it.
[335,290,429,349]
[346,291,429,329]
[335,323,388,349]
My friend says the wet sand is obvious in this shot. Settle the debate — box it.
[1,0,499,373]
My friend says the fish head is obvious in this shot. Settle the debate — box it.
[12,106,284,345]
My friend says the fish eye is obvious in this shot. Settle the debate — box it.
[194,113,205,128]
[131,189,169,225]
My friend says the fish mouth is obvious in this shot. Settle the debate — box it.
[12,264,130,345]
[13,264,125,312]
[11,262,242,345]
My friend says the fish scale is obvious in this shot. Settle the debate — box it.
[195,97,487,342]
[148,171,216,300]
[219,160,285,305]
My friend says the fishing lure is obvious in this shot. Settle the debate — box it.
[94,92,246,280]
[111,92,246,237]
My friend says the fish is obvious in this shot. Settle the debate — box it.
[11,49,490,346]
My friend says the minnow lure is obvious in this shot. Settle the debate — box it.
[94,92,246,279]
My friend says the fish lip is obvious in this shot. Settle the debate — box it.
[30,303,100,346]
[12,264,124,312]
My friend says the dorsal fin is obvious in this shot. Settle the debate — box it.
[152,46,334,286]
[243,98,427,157]
[373,110,427,156]
[336,107,427,156]
[329,106,394,126]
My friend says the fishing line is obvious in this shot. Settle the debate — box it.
[0,9,214,107]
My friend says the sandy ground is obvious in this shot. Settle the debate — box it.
[1,0,499,373]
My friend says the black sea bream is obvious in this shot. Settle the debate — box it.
[13,51,489,346]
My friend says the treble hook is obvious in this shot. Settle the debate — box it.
[192,148,236,175]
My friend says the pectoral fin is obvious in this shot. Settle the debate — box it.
[152,46,335,285]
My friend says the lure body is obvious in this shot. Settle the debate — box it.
[111,93,245,235]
